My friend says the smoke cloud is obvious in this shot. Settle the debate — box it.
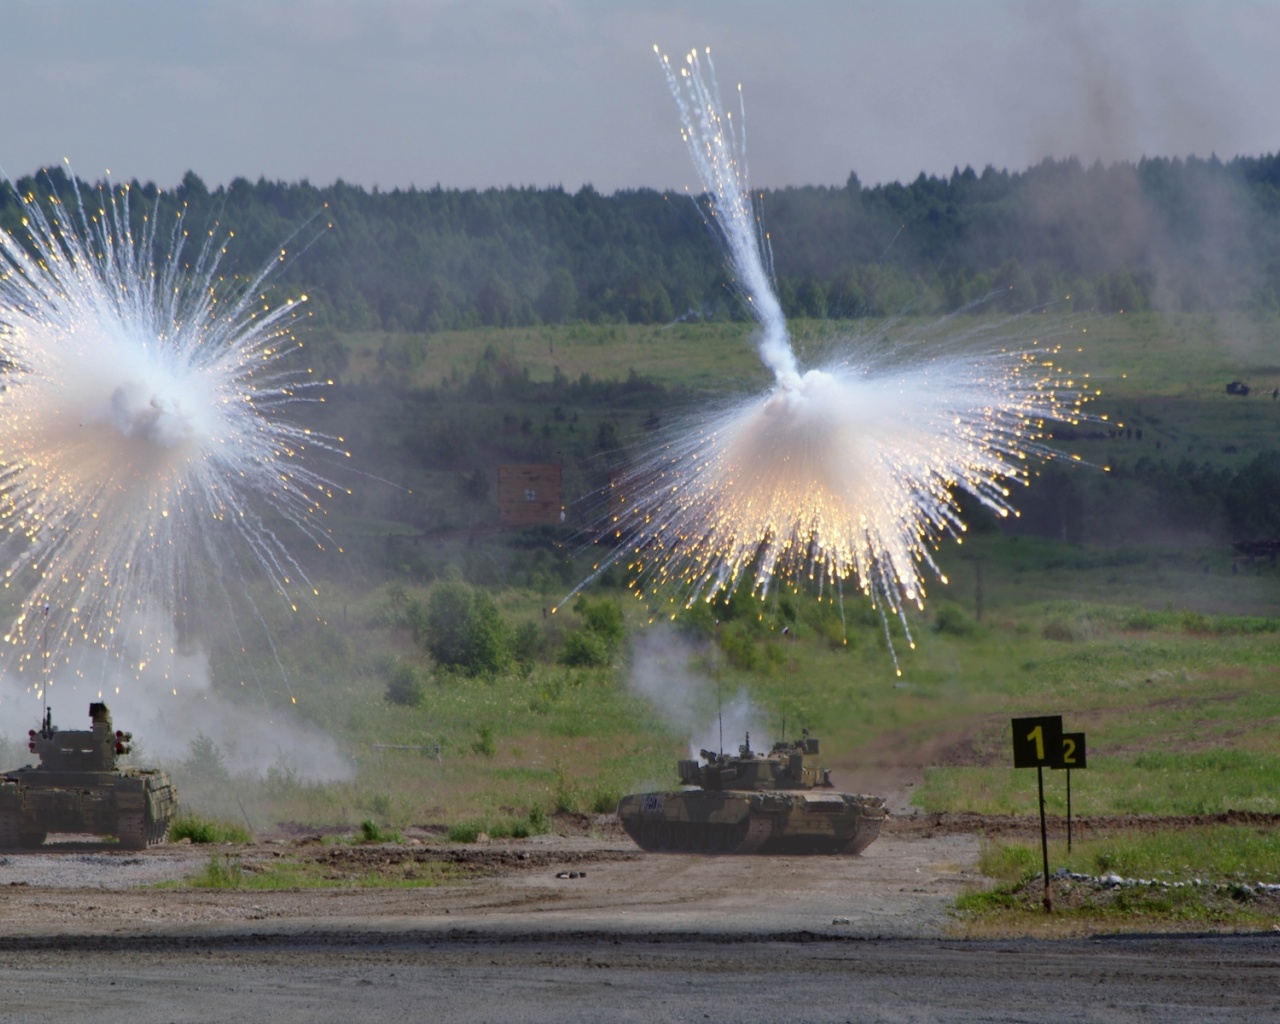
[0,607,352,782]
[628,626,769,759]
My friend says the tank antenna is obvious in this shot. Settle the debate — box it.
[715,620,723,756]
[40,602,50,729]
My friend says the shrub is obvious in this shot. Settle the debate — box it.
[558,629,610,667]
[191,854,245,888]
[578,596,625,650]
[358,820,401,843]
[511,620,543,672]
[934,601,976,636]
[170,815,252,845]
[447,822,481,843]
[1041,619,1078,642]
[385,660,425,706]
[471,724,496,758]
[424,580,509,676]
[183,733,230,782]
[552,761,579,813]
[590,789,621,814]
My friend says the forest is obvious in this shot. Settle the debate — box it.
[2,156,1279,579]
[5,151,1280,335]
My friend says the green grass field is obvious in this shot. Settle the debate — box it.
[146,312,1280,927]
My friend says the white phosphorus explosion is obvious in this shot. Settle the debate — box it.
[570,48,1098,672]
[0,169,345,701]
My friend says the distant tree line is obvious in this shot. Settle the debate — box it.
[6,153,1280,332]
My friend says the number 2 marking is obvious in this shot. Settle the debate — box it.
[1063,737,1076,765]
[1027,725,1044,760]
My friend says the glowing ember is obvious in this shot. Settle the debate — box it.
[0,169,341,686]
[567,49,1095,672]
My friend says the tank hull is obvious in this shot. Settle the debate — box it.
[0,767,178,849]
[617,788,886,855]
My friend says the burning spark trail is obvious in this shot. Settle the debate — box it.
[0,170,342,687]
[573,50,1096,671]
[656,45,793,380]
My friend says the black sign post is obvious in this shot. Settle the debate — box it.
[1051,732,1087,853]
[1011,715,1064,913]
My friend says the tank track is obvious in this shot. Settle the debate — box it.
[625,817,774,854]
[0,811,19,850]
[839,817,883,855]
[117,812,172,850]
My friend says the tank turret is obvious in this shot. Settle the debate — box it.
[0,703,178,850]
[27,701,132,773]
[677,732,834,791]
[618,732,886,855]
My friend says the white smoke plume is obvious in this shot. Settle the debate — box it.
[0,607,352,782]
[628,626,769,761]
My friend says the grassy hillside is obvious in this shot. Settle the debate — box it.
[153,311,1280,836]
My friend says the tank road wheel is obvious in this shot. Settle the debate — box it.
[148,816,171,846]
[725,818,773,855]
[17,830,46,850]
[117,812,148,851]
[655,822,674,851]
[638,820,660,851]
[838,822,883,856]
[0,812,19,851]
[690,823,711,853]
[673,823,693,852]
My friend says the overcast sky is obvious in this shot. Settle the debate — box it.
[2,1,1277,194]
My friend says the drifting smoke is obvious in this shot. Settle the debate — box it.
[567,49,1093,672]
[39,609,350,780]
[628,627,769,760]
[0,170,351,779]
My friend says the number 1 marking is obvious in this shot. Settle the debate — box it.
[1027,724,1044,761]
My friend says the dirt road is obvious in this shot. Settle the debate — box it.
[0,821,1276,1022]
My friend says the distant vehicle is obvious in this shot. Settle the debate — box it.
[1226,381,1250,396]
[617,732,886,854]
[0,702,178,849]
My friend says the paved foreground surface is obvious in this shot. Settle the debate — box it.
[0,929,1276,1023]
[0,823,1275,1021]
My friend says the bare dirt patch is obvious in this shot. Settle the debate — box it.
[0,813,981,941]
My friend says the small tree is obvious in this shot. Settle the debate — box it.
[424,580,509,676]
[385,661,425,707]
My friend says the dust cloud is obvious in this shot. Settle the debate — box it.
[0,608,352,783]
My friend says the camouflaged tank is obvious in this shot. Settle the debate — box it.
[0,702,178,849]
[617,732,886,854]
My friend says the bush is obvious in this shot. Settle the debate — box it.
[718,623,760,670]
[590,789,621,814]
[359,820,401,844]
[447,822,481,843]
[558,629,610,667]
[424,580,509,676]
[1041,619,1079,642]
[190,854,245,888]
[934,601,976,636]
[385,660,425,706]
[511,620,543,672]
[183,733,230,782]
[578,596,625,650]
[558,596,625,667]
[170,815,252,845]
[471,724,496,758]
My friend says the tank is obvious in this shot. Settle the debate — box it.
[617,732,887,855]
[0,702,178,850]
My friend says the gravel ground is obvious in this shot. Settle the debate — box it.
[0,820,1276,1022]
